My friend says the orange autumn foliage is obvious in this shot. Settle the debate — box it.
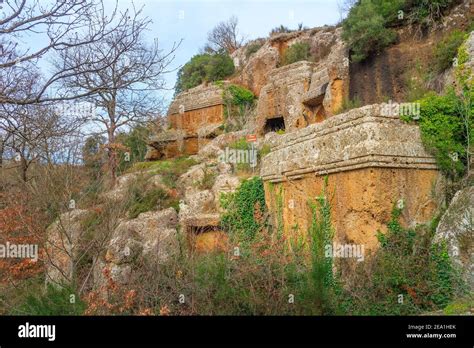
[0,196,44,283]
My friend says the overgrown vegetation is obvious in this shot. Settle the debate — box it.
[342,0,400,62]
[220,177,266,241]
[128,157,197,188]
[405,89,469,179]
[281,42,311,66]
[342,0,459,62]
[116,125,151,175]
[402,34,472,183]
[335,203,465,315]
[269,23,307,36]
[175,53,235,94]
[434,30,467,73]
[7,176,464,316]
[14,284,85,315]
[335,96,362,114]
[225,137,269,172]
[126,185,178,219]
[269,25,292,35]
[220,83,256,132]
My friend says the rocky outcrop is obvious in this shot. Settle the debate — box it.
[231,40,280,96]
[100,171,168,202]
[146,84,227,160]
[192,130,248,161]
[45,209,92,286]
[254,27,348,134]
[434,186,474,289]
[261,104,441,251]
[178,161,240,253]
[99,208,179,285]
[350,1,473,106]
[256,61,316,133]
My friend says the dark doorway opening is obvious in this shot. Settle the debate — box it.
[188,225,221,235]
[264,116,285,133]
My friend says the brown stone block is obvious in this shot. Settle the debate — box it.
[264,168,440,252]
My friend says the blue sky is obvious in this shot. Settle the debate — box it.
[110,0,343,105]
[16,0,343,108]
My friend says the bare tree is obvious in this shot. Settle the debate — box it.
[0,0,140,105]
[55,6,178,184]
[0,102,87,181]
[205,16,244,54]
[0,62,90,181]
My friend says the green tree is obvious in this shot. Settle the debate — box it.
[116,125,151,174]
[342,0,398,62]
[175,53,235,94]
[281,42,311,66]
[82,134,106,177]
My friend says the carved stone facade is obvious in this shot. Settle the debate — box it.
[146,84,226,160]
[261,105,441,251]
[254,28,349,135]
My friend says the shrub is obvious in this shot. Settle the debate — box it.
[245,41,263,58]
[342,0,459,62]
[128,157,197,186]
[270,25,292,35]
[342,0,399,62]
[15,284,85,315]
[404,89,469,179]
[126,187,176,219]
[175,53,235,94]
[220,177,266,240]
[221,84,255,132]
[116,125,151,175]
[335,203,464,315]
[433,30,467,73]
[281,42,311,66]
[198,167,217,190]
[407,0,458,28]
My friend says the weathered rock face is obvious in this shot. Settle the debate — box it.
[231,26,343,100]
[146,84,226,160]
[100,208,179,285]
[434,186,474,289]
[100,171,168,202]
[256,61,315,133]
[168,84,225,135]
[192,130,247,161]
[255,28,349,134]
[261,104,441,251]
[45,209,92,286]
[178,160,240,253]
[231,40,280,96]
[350,1,474,106]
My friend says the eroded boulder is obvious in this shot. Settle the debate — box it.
[45,209,92,286]
[100,208,179,285]
[434,186,474,289]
